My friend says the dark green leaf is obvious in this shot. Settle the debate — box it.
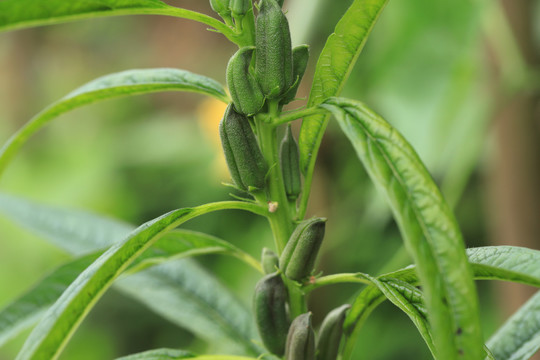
[297,0,388,216]
[0,69,229,177]
[0,0,231,38]
[323,97,483,359]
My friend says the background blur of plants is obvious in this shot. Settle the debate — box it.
[0,0,538,359]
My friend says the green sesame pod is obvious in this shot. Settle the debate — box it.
[277,0,285,7]
[230,0,251,17]
[279,125,301,200]
[219,104,267,191]
[281,45,310,105]
[254,273,290,356]
[316,304,351,360]
[226,47,265,116]
[285,313,316,360]
[279,218,326,281]
[261,247,279,274]
[210,0,231,17]
[255,0,293,98]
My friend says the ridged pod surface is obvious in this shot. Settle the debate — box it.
[279,218,326,281]
[281,45,310,104]
[280,125,301,200]
[316,304,350,360]
[255,0,293,98]
[226,47,265,116]
[253,273,290,356]
[285,313,316,360]
[219,104,267,191]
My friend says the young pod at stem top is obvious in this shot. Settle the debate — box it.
[285,312,316,360]
[253,273,290,356]
[255,0,293,99]
[316,304,351,360]
[219,104,267,191]
[279,217,326,281]
[230,0,251,17]
[210,0,231,17]
[279,124,301,200]
[226,47,265,116]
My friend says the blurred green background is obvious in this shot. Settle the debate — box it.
[0,0,538,359]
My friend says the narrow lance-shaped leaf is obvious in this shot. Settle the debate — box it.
[298,0,388,216]
[0,193,262,354]
[0,0,235,41]
[0,69,229,177]
[322,97,483,359]
[14,201,266,360]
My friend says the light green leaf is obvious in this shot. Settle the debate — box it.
[322,97,483,359]
[0,68,228,177]
[0,253,101,348]
[0,0,233,40]
[0,194,263,354]
[488,290,540,360]
[115,348,195,359]
[13,201,265,360]
[297,0,388,216]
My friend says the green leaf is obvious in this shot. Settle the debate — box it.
[0,0,232,40]
[115,348,195,359]
[297,0,388,216]
[0,253,101,348]
[0,194,264,355]
[12,201,264,360]
[0,68,229,177]
[322,97,483,359]
[380,246,540,288]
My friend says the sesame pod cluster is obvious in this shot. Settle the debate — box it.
[316,305,351,360]
[253,273,290,356]
[279,125,301,200]
[285,313,316,360]
[227,47,265,116]
[219,104,267,191]
[255,0,293,99]
[280,218,326,281]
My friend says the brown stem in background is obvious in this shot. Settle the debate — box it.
[488,0,540,331]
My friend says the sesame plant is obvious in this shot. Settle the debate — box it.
[0,0,539,360]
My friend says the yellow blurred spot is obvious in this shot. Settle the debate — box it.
[196,98,230,180]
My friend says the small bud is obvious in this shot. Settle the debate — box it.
[261,247,279,274]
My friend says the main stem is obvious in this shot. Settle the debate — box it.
[256,102,307,317]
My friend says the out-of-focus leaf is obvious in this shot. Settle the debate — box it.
[323,97,483,359]
[115,348,194,359]
[0,253,101,348]
[0,69,229,177]
[486,290,540,360]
